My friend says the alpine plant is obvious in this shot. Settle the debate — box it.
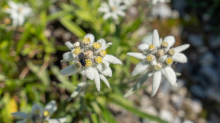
[127,29,190,97]
[60,34,122,91]
[11,100,66,123]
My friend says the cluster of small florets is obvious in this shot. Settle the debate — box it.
[146,42,175,71]
[72,37,107,70]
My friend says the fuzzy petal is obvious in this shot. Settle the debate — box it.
[62,52,74,62]
[116,10,126,16]
[152,29,160,47]
[99,74,110,88]
[11,112,28,119]
[151,70,162,97]
[131,61,149,77]
[101,67,112,77]
[60,65,78,76]
[102,60,110,68]
[162,66,177,86]
[65,42,74,50]
[172,53,187,63]
[93,68,100,91]
[164,36,175,50]
[45,100,57,117]
[138,44,149,52]
[104,54,122,64]
[127,52,147,60]
[172,44,190,53]
[49,118,67,123]
[85,67,94,80]
[158,55,167,62]
[98,3,110,12]
[8,1,18,9]
[103,13,112,20]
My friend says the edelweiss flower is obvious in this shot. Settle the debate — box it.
[98,0,126,21]
[60,34,122,91]
[11,100,66,123]
[127,29,190,97]
[5,1,32,27]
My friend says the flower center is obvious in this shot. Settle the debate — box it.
[75,62,82,69]
[154,63,162,70]
[161,42,168,48]
[86,59,92,67]
[111,7,117,12]
[148,44,156,51]
[99,50,107,57]
[43,110,50,117]
[73,42,80,48]
[157,49,164,57]
[73,47,81,54]
[18,7,23,13]
[84,50,93,58]
[93,42,101,50]
[83,37,91,45]
[166,57,173,65]
[168,49,175,56]
[95,56,103,64]
[146,54,154,62]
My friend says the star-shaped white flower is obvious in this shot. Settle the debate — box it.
[5,1,32,27]
[98,0,127,21]
[11,100,66,123]
[127,29,190,97]
[60,34,122,91]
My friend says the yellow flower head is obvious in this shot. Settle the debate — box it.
[83,37,91,45]
[146,54,154,62]
[148,44,156,51]
[99,50,107,57]
[168,49,175,56]
[161,42,168,48]
[86,59,92,67]
[95,56,103,64]
[73,47,81,54]
[166,57,173,65]
[93,42,101,50]
[43,110,50,117]
[154,63,162,70]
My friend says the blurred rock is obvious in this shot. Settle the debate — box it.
[199,52,215,66]
[206,88,220,103]
[171,94,183,108]
[190,85,205,99]
[199,66,219,86]
[160,109,173,122]
[209,36,220,49]
[190,100,202,114]
[188,34,204,47]
[183,120,194,123]
[151,3,172,19]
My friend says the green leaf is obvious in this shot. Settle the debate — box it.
[91,114,99,123]
[60,17,86,38]
[69,82,86,101]
[124,73,152,98]
[47,11,69,22]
